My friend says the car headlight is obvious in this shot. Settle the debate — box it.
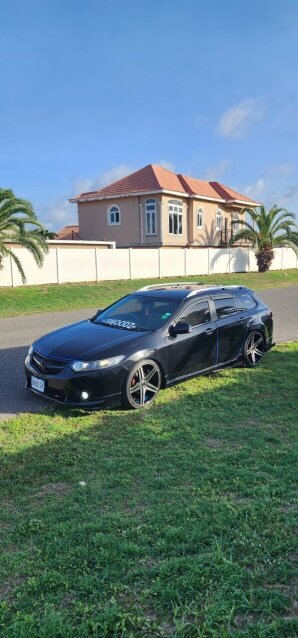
[70,355,125,373]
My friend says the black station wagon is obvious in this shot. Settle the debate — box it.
[25,283,274,409]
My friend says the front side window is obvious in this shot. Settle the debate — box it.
[94,294,181,331]
[178,300,211,327]
[169,200,183,235]
[216,209,222,230]
[197,208,204,229]
[146,199,157,235]
[108,205,121,225]
[214,296,236,318]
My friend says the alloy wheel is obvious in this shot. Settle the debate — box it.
[246,332,265,366]
[128,361,161,408]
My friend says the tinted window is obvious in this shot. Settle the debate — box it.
[179,300,211,327]
[236,293,257,310]
[94,295,181,331]
[214,297,236,318]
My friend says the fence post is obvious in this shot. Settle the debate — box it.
[129,248,132,279]
[228,247,231,274]
[207,247,210,275]
[184,248,187,276]
[95,248,99,281]
[281,247,284,270]
[9,253,14,287]
[56,247,60,284]
[158,248,161,278]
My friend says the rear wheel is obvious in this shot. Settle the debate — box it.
[243,331,265,367]
[123,359,161,409]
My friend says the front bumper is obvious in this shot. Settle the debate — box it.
[25,356,123,409]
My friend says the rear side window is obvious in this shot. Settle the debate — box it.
[179,300,211,327]
[236,292,257,310]
[214,297,236,318]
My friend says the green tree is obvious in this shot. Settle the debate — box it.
[229,204,298,272]
[0,188,48,283]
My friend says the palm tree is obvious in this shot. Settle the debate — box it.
[0,188,48,283]
[229,204,298,272]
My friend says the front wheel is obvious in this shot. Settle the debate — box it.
[123,359,161,409]
[243,331,265,367]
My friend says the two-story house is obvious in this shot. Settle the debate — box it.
[69,164,259,247]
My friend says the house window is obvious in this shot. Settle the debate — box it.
[197,207,204,229]
[107,205,121,225]
[232,213,240,233]
[169,200,183,235]
[215,209,222,230]
[145,199,157,235]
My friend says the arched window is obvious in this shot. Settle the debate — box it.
[168,200,183,235]
[107,205,121,225]
[215,209,222,231]
[145,199,157,235]
[197,207,204,229]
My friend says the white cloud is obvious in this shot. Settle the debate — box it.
[73,163,134,195]
[217,99,264,139]
[244,178,267,199]
[204,159,230,181]
[156,159,175,172]
[38,197,76,231]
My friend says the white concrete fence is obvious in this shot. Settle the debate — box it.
[0,241,297,287]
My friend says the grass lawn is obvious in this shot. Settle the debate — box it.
[0,269,297,319]
[0,342,297,637]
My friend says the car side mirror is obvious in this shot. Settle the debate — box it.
[170,321,191,336]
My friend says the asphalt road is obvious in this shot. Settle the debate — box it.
[0,286,297,422]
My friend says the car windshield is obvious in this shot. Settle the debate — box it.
[93,294,181,331]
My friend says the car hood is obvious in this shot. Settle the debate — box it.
[34,320,147,360]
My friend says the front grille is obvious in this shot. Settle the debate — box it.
[30,351,67,375]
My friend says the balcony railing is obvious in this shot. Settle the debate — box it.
[220,227,250,246]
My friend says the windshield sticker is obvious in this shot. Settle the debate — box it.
[161,312,172,320]
[103,318,137,329]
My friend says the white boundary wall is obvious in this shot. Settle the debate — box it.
[0,244,297,287]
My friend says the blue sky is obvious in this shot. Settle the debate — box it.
[1,0,298,229]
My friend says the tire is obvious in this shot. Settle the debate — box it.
[243,331,265,368]
[123,359,162,409]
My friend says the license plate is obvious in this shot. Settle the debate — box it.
[31,376,45,393]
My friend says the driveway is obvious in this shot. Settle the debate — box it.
[0,286,297,422]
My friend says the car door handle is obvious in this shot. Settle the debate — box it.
[205,328,215,335]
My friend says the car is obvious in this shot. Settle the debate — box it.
[25,283,274,410]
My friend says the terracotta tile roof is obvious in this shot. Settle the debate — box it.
[177,174,223,199]
[56,225,81,240]
[209,182,256,203]
[71,164,259,205]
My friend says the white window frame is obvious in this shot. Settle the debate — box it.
[145,199,157,236]
[215,209,222,231]
[232,213,240,233]
[107,205,121,226]
[168,200,183,236]
[197,207,204,229]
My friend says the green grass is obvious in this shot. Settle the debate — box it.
[0,342,297,637]
[0,269,297,318]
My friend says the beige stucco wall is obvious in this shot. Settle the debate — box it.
[189,199,245,246]
[77,194,246,247]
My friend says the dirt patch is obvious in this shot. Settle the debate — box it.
[204,437,243,451]
[35,482,70,498]
[0,576,27,600]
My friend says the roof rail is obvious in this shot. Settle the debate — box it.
[138,282,209,291]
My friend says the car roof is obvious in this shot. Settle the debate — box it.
[135,282,253,300]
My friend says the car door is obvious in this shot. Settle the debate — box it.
[211,295,248,364]
[166,298,217,381]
